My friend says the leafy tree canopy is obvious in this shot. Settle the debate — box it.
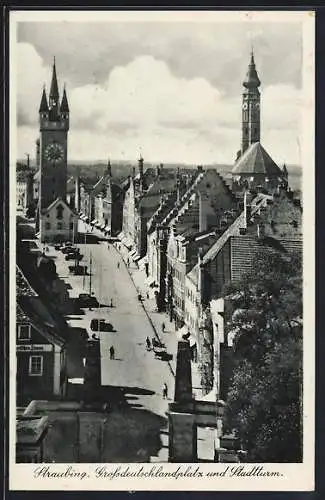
[223,248,303,462]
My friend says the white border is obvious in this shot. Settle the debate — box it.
[9,10,315,491]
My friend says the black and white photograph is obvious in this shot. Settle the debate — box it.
[10,10,314,491]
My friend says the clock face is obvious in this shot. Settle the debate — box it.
[242,102,248,110]
[44,143,64,163]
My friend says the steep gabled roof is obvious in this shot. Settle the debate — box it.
[40,197,77,215]
[232,142,283,177]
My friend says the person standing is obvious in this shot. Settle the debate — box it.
[162,383,168,399]
[161,322,165,333]
[109,346,115,360]
[146,337,151,350]
[117,262,120,270]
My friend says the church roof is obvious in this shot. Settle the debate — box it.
[232,142,283,177]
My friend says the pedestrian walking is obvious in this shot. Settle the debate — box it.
[109,346,115,360]
[117,262,120,269]
[146,292,149,299]
[162,383,168,399]
[110,298,113,308]
[161,322,165,333]
[146,337,151,350]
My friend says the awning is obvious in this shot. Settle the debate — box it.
[91,219,98,225]
[133,254,141,262]
[104,225,111,232]
[100,223,106,230]
[129,249,137,257]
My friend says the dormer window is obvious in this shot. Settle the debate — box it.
[56,204,64,220]
[18,324,31,340]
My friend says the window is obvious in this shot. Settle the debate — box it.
[18,324,31,340]
[69,222,73,230]
[45,222,51,230]
[57,222,63,230]
[29,355,43,376]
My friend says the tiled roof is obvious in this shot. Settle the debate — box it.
[18,295,66,347]
[16,266,38,297]
[232,142,283,176]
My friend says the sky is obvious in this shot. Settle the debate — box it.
[15,16,304,166]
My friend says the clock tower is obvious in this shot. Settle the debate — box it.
[39,58,69,210]
[242,50,261,154]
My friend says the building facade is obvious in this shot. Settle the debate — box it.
[16,266,67,405]
[39,197,78,243]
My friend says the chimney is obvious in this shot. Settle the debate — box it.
[199,192,210,232]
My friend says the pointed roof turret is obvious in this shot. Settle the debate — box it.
[49,57,59,100]
[39,86,49,112]
[243,49,261,89]
[60,85,69,112]
[106,158,112,177]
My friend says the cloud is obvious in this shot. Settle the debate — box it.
[16,43,302,165]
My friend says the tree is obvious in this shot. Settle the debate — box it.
[223,248,302,462]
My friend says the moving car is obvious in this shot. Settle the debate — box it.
[90,318,114,332]
[78,293,99,308]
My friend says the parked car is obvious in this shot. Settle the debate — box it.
[65,252,83,261]
[78,293,99,308]
[68,264,88,275]
[61,245,76,254]
[54,243,62,250]
[90,318,114,332]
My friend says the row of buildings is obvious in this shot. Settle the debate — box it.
[75,52,302,397]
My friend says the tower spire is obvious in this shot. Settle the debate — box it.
[60,84,69,112]
[243,49,261,89]
[39,86,49,113]
[241,50,261,154]
[106,158,112,177]
[49,56,59,100]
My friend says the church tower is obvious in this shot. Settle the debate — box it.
[242,50,261,154]
[39,58,69,210]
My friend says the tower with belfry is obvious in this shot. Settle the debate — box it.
[38,57,69,210]
[36,58,77,243]
[232,50,286,191]
[241,50,261,154]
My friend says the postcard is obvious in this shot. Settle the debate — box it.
[9,9,314,491]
